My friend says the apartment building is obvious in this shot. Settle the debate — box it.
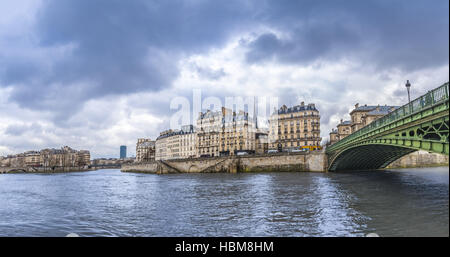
[197,107,257,157]
[136,138,156,162]
[155,126,197,160]
[268,102,321,151]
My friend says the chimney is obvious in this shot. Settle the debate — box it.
[301,101,305,106]
[355,103,359,109]
[340,119,343,124]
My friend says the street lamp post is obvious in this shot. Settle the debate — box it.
[405,80,412,113]
[405,80,411,104]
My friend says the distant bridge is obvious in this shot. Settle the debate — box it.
[326,82,449,171]
[0,167,35,173]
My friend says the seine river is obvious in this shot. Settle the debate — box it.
[0,167,448,237]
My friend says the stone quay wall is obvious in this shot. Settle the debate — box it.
[121,152,328,174]
[119,162,159,174]
[386,150,449,169]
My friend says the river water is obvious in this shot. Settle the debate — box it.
[0,167,448,237]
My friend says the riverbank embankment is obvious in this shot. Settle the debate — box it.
[122,150,449,174]
[122,152,328,174]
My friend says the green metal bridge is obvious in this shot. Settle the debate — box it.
[326,82,449,171]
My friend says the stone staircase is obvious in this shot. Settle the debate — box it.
[200,158,229,173]
[157,160,181,174]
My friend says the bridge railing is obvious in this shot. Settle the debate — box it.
[327,82,449,152]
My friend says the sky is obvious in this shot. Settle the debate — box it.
[0,0,448,158]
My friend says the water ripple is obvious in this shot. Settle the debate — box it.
[0,168,448,236]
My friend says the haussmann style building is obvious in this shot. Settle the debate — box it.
[155,125,197,161]
[149,102,319,160]
[196,107,258,157]
[136,138,156,162]
[268,102,322,151]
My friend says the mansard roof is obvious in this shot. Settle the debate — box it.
[351,105,399,115]
[337,120,352,126]
[276,103,318,115]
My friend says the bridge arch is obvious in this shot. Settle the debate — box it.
[328,144,416,171]
[4,168,28,173]
[188,165,199,172]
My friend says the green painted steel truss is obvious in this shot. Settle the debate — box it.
[326,82,449,171]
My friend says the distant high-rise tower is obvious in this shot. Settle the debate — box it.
[120,145,127,159]
[254,96,258,129]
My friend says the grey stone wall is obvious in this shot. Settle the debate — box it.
[386,150,449,169]
[121,152,328,174]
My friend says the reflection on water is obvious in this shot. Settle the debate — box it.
[312,176,368,236]
[0,167,448,237]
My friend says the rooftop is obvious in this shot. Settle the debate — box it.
[156,126,196,140]
[276,102,318,115]
[137,141,155,148]
[351,104,399,115]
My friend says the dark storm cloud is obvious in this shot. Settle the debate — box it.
[4,123,43,136]
[0,0,255,114]
[246,24,359,64]
[245,0,449,71]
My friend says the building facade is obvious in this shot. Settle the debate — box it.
[329,103,399,145]
[329,129,338,145]
[337,119,352,140]
[197,107,257,157]
[77,150,91,166]
[255,132,269,154]
[268,102,321,151]
[120,145,127,159]
[1,146,91,168]
[179,125,197,159]
[136,138,156,163]
[155,126,197,160]
[196,109,224,157]
[24,151,41,167]
[350,104,398,133]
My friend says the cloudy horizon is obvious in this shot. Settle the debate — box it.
[0,0,448,158]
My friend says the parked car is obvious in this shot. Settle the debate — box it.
[236,152,249,156]
[267,149,279,154]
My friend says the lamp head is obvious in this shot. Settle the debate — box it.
[405,80,411,89]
